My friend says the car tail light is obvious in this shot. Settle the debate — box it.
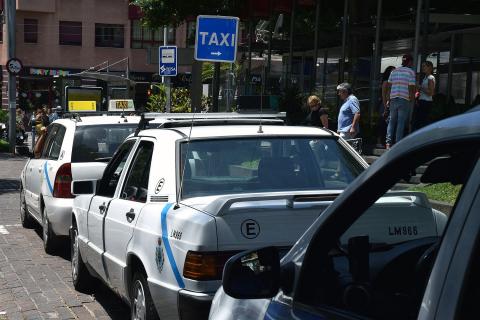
[183,251,239,281]
[53,163,74,198]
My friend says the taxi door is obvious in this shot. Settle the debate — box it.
[103,139,154,296]
[85,139,137,280]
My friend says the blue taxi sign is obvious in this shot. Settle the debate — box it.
[159,46,177,76]
[195,15,239,63]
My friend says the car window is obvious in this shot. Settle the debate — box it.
[295,145,479,320]
[180,137,364,199]
[120,141,154,203]
[40,125,59,158]
[97,140,136,198]
[71,124,136,162]
[46,125,66,160]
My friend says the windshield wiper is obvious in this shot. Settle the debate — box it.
[94,157,112,162]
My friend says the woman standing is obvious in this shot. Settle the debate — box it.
[413,61,435,130]
[304,95,329,129]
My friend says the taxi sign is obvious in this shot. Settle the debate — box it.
[68,101,96,112]
[195,15,239,63]
[108,99,135,112]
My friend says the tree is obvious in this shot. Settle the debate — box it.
[131,0,243,28]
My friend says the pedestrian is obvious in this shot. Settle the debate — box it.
[385,54,416,149]
[336,82,360,139]
[376,66,395,148]
[304,95,329,129]
[49,106,60,122]
[413,60,435,131]
[33,126,47,158]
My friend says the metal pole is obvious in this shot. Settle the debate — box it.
[266,0,274,92]
[246,19,253,95]
[322,50,328,100]
[446,34,455,103]
[339,0,349,84]
[311,0,321,93]
[287,0,296,87]
[226,63,233,112]
[212,62,221,112]
[164,27,171,112]
[6,0,16,154]
[412,0,423,73]
[421,0,430,62]
[370,0,382,127]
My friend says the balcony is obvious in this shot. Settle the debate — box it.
[17,0,55,13]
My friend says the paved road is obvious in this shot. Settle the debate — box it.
[0,153,129,320]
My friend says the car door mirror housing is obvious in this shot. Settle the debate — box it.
[71,180,96,196]
[222,246,280,299]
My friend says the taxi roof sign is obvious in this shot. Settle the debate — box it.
[108,99,135,112]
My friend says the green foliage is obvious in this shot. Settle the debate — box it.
[409,183,462,205]
[131,0,243,28]
[146,84,192,113]
[0,139,9,152]
[201,62,241,83]
[0,109,8,123]
[240,159,260,169]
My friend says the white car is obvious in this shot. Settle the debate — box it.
[19,114,139,253]
[70,117,369,320]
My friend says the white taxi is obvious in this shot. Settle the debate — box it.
[19,113,139,253]
[70,115,368,320]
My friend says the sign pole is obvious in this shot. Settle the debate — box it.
[6,0,16,153]
[164,27,171,113]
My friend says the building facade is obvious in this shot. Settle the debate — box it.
[0,0,189,110]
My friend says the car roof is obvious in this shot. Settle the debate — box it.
[52,115,140,127]
[138,125,335,139]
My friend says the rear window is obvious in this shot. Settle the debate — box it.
[71,124,136,162]
[180,137,365,199]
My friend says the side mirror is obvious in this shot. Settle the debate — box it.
[71,180,96,196]
[222,246,280,299]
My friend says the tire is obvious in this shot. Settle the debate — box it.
[130,271,159,320]
[71,223,94,292]
[42,207,58,254]
[20,188,34,228]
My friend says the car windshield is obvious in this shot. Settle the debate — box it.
[71,124,137,162]
[180,137,365,198]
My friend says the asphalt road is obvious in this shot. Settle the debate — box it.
[0,153,130,320]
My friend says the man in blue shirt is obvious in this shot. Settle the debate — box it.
[337,82,361,139]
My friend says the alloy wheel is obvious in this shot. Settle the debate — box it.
[71,229,79,281]
[132,279,146,320]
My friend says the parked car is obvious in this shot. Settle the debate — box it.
[19,114,140,253]
[209,107,480,320]
[70,115,372,320]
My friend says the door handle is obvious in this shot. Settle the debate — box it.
[126,209,136,223]
[38,168,42,173]
[99,203,106,214]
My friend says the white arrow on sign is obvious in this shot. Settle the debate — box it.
[211,51,222,56]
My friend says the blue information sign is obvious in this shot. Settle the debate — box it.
[159,46,177,76]
[195,15,239,63]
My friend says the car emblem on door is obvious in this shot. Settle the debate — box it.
[155,178,165,194]
[241,219,260,239]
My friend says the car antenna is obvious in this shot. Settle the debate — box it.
[176,105,196,209]
[258,60,265,134]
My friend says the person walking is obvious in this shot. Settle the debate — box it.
[413,60,435,130]
[376,66,395,148]
[336,82,360,139]
[385,54,416,149]
[304,95,329,129]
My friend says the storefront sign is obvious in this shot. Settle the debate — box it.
[30,68,71,76]
[68,101,96,112]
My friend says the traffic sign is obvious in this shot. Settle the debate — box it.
[6,58,23,75]
[195,15,239,63]
[159,46,177,77]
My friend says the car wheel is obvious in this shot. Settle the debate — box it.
[20,188,34,228]
[71,223,94,292]
[42,208,58,254]
[130,271,159,320]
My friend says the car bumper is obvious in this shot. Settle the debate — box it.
[44,196,74,236]
[148,279,214,320]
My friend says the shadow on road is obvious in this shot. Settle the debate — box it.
[32,225,130,319]
[0,178,20,195]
